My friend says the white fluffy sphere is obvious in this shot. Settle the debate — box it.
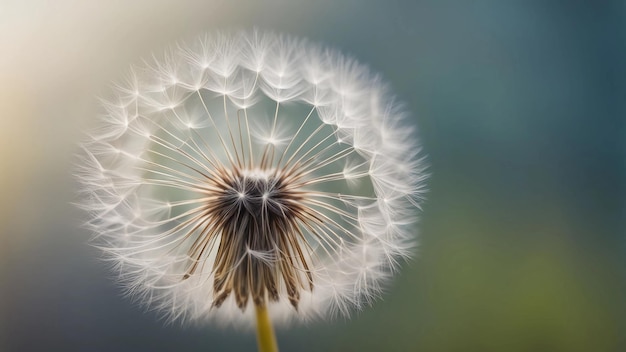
[76,30,427,327]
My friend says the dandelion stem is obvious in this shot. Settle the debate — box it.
[255,304,279,352]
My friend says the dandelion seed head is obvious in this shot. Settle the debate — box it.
[76,30,428,327]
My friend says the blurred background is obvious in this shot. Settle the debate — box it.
[1,0,624,351]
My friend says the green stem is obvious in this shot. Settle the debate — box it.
[255,304,279,352]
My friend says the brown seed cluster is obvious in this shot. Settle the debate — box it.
[183,167,315,310]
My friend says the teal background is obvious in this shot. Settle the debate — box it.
[0,1,623,351]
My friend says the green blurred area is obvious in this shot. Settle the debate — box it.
[318,203,624,352]
[1,0,623,351]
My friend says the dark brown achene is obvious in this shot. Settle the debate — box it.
[190,167,315,310]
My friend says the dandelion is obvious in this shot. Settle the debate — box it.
[76,30,428,351]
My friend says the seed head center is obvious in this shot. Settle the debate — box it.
[194,167,313,310]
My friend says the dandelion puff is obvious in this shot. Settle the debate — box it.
[76,30,428,350]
